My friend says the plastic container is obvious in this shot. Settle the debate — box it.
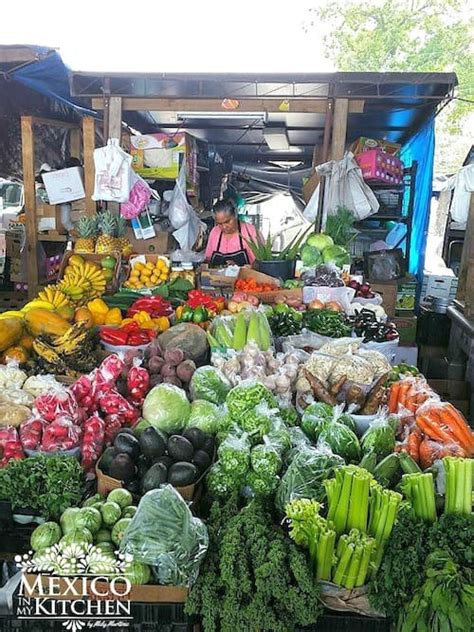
[254,259,296,281]
[100,341,150,354]
[351,413,378,436]
[24,447,81,459]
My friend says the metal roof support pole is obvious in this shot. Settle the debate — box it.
[20,116,39,298]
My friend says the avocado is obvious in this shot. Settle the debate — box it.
[114,433,141,461]
[125,479,140,496]
[116,427,135,436]
[168,462,199,487]
[109,453,136,482]
[167,436,194,462]
[152,455,173,469]
[201,435,216,457]
[182,427,206,450]
[98,447,118,474]
[193,449,211,473]
[139,427,167,460]
[141,463,168,493]
[136,454,151,479]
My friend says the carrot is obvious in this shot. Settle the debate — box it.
[388,382,401,413]
[419,438,436,469]
[427,407,474,455]
[397,382,411,410]
[407,431,422,462]
[416,415,457,445]
[442,406,474,453]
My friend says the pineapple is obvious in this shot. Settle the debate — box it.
[116,215,133,257]
[95,210,118,254]
[75,216,97,254]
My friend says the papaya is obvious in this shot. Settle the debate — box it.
[0,317,23,352]
[24,309,70,337]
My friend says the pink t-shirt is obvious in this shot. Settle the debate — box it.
[205,221,258,264]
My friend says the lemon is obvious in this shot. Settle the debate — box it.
[134,262,144,272]
[141,268,152,277]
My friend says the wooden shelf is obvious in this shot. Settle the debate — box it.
[37,233,69,242]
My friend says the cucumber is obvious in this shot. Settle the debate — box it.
[399,451,422,474]
[374,453,400,486]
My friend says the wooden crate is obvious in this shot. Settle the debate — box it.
[58,251,122,294]
[24,574,188,603]
[236,267,303,303]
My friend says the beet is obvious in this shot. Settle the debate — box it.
[160,363,176,378]
[176,359,196,383]
[164,348,185,367]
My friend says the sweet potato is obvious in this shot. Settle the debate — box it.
[303,369,337,406]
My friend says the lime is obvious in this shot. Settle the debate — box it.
[101,256,117,270]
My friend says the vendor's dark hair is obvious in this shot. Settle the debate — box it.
[213,199,236,216]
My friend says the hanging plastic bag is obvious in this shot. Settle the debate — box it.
[168,162,205,251]
[121,172,152,219]
[92,139,133,203]
[317,152,379,221]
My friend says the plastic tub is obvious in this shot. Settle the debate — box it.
[254,259,296,281]
[351,413,378,436]
[101,341,150,354]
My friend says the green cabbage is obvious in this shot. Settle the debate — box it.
[322,245,350,267]
[306,233,334,251]
[143,384,191,433]
[361,423,396,459]
[31,521,62,551]
[317,422,361,463]
[190,366,231,405]
[301,245,322,267]
[187,400,220,434]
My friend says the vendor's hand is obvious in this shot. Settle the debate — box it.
[226,260,237,266]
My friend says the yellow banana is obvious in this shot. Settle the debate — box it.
[0,310,25,319]
[21,300,55,312]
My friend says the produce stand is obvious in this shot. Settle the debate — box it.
[0,65,471,632]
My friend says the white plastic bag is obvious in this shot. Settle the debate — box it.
[303,286,355,311]
[169,162,205,250]
[317,152,379,221]
[92,139,133,203]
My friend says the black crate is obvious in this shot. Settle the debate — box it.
[300,612,392,632]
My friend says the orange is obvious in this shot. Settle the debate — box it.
[74,307,94,329]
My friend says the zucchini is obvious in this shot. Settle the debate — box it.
[374,453,400,486]
[399,451,422,475]
[359,450,377,474]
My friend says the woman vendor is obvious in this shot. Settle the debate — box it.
[205,199,259,266]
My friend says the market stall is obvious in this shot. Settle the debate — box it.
[0,68,471,632]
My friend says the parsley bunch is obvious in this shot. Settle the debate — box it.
[0,455,85,520]
[186,496,322,632]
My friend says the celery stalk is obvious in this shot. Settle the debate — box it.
[323,529,336,580]
[423,474,437,522]
[347,473,370,532]
[316,531,333,581]
[333,541,353,586]
[356,541,374,586]
[333,471,353,535]
[344,545,362,590]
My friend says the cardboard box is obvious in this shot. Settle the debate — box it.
[42,167,85,205]
[368,281,397,317]
[396,277,418,313]
[199,263,239,289]
[350,136,401,156]
[37,203,67,234]
[421,272,458,301]
[427,379,470,417]
[394,345,418,366]
[393,316,417,344]
[126,227,176,255]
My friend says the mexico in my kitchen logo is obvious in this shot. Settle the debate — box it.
[15,544,132,630]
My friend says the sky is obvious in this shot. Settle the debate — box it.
[2,0,334,73]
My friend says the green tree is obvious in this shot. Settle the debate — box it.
[305,0,474,172]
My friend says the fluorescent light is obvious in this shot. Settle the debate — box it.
[177,112,266,121]
[263,127,290,150]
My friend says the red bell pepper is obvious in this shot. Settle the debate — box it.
[127,296,172,318]
[100,327,129,346]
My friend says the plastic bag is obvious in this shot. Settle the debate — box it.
[120,172,151,219]
[168,162,205,251]
[0,363,27,389]
[40,417,82,452]
[81,414,105,472]
[33,390,79,423]
[0,426,24,466]
[186,400,220,434]
[19,418,45,450]
[302,286,355,312]
[92,139,133,203]
[0,389,34,407]
[363,338,399,363]
[360,412,396,460]
[23,374,64,399]
[275,445,344,514]
[387,376,436,415]
[120,485,208,586]
[217,432,251,477]
[189,366,232,405]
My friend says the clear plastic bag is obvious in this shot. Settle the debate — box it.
[302,286,355,311]
[217,432,251,477]
[275,445,344,514]
[189,366,232,405]
[33,390,79,423]
[19,417,46,450]
[81,414,105,472]
[40,417,82,452]
[120,485,209,586]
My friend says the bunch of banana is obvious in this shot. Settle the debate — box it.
[0,298,57,320]
[58,261,106,304]
[37,286,71,310]
[32,322,96,376]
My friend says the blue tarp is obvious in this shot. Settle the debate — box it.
[401,118,435,276]
[12,51,95,116]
